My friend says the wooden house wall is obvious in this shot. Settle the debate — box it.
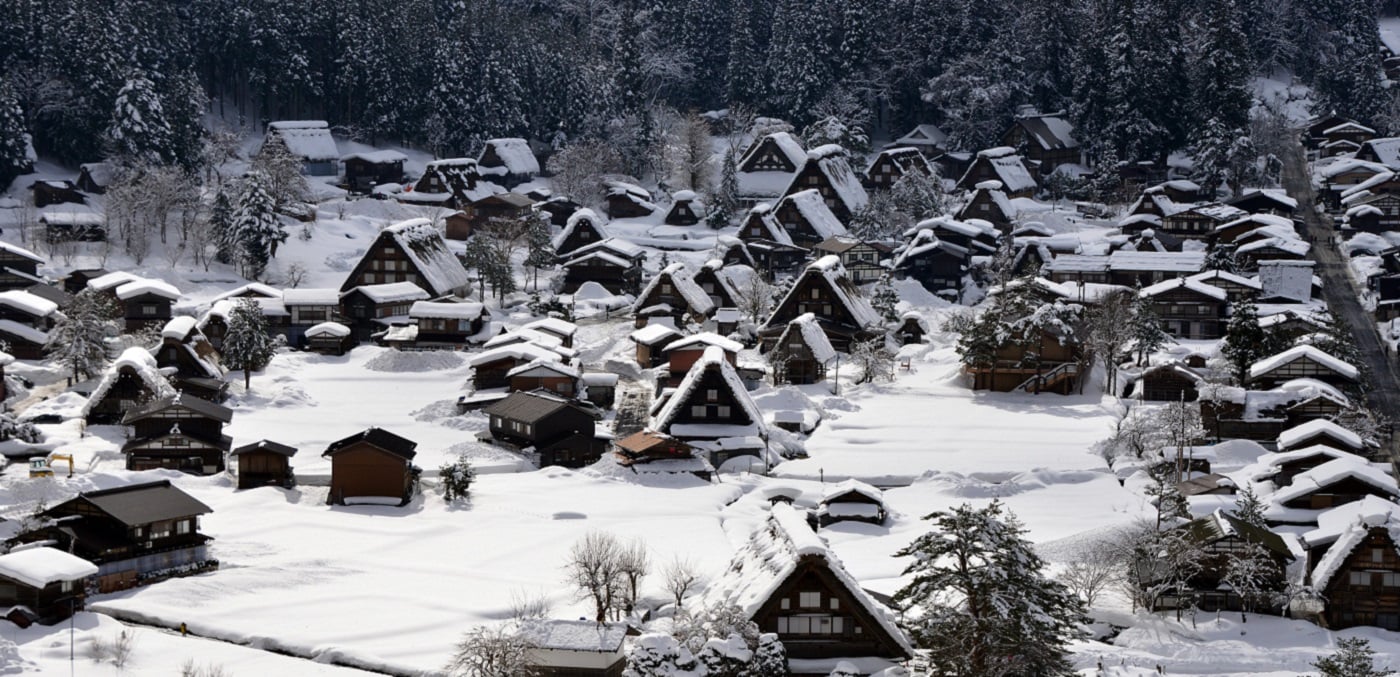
[510,373,577,397]
[86,369,158,424]
[125,436,227,474]
[692,268,737,308]
[1140,370,1200,401]
[123,292,174,331]
[474,357,522,390]
[0,577,86,624]
[489,406,594,449]
[770,336,826,385]
[1320,529,1400,631]
[327,444,413,504]
[786,164,855,224]
[237,450,293,489]
[561,259,640,295]
[751,559,907,662]
[131,411,224,445]
[344,159,404,193]
[1248,358,1357,389]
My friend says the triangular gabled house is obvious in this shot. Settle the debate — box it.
[955,180,1016,231]
[780,145,869,225]
[664,190,706,225]
[864,146,933,191]
[650,345,766,467]
[553,208,610,258]
[692,260,744,311]
[82,347,178,424]
[632,262,715,328]
[737,131,807,203]
[760,256,881,352]
[398,158,499,210]
[340,218,471,298]
[559,238,646,295]
[736,205,808,277]
[1298,496,1400,629]
[476,138,539,188]
[120,393,233,475]
[322,427,421,506]
[767,312,837,385]
[773,189,849,249]
[703,503,914,675]
[891,124,948,157]
[1000,113,1081,171]
[956,147,1037,198]
[263,121,339,175]
[889,228,969,298]
[153,316,228,403]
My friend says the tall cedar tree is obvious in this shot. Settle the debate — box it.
[222,298,277,390]
[231,170,287,280]
[0,81,32,188]
[894,501,1085,677]
[107,72,175,167]
[1220,298,1276,384]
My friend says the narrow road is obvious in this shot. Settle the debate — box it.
[1280,141,1400,466]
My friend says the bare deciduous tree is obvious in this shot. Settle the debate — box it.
[508,590,552,622]
[729,268,774,325]
[663,557,702,610]
[1084,289,1136,396]
[616,538,650,616]
[546,140,624,208]
[445,624,539,677]
[564,531,623,622]
[667,111,714,192]
[1059,539,1120,608]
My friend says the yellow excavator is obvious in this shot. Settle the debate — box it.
[27,453,74,478]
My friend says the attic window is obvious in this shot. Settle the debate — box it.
[1374,548,1386,563]
[799,591,820,607]
[706,389,718,401]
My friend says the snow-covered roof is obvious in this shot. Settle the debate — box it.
[1216,212,1295,234]
[380,218,472,296]
[1323,121,1377,136]
[894,124,947,148]
[281,288,341,305]
[479,138,540,176]
[39,211,105,227]
[1188,269,1262,291]
[780,189,849,240]
[664,332,744,354]
[741,131,808,171]
[82,347,176,417]
[1139,277,1227,301]
[565,237,645,262]
[1237,236,1310,258]
[1320,158,1388,180]
[0,547,97,588]
[341,149,408,163]
[353,282,432,304]
[777,312,838,363]
[1107,250,1205,272]
[521,619,627,652]
[703,503,913,656]
[633,263,714,316]
[1306,496,1400,589]
[0,319,48,344]
[1232,188,1299,210]
[0,290,57,317]
[0,241,43,264]
[790,256,880,329]
[821,478,883,504]
[468,343,562,368]
[1277,419,1364,451]
[266,120,339,161]
[88,271,141,292]
[507,357,581,380]
[521,317,578,338]
[115,278,180,301]
[630,324,682,345]
[1248,346,1359,382]
[160,315,199,341]
[410,300,485,320]
[965,150,1037,194]
[1361,137,1400,168]
[305,321,351,338]
[653,346,764,437]
[1273,458,1398,507]
[1013,114,1078,151]
[792,150,869,215]
[211,282,282,302]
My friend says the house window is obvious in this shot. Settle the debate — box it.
[1374,548,1385,563]
[691,405,706,417]
[177,520,191,535]
[829,598,840,610]
[61,580,73,593]
[810,289,820,299]
[661,283,673,294]
[799,592,821,607]
[142,305,158,316]
[780,598,790,610]
[151,521,172,539]
[978,203,989,211]
[717,405,731,418]
[1350,571,1372,586]
[492,416,502,427]
[1384,573,1400,587]
[706,389,718,401]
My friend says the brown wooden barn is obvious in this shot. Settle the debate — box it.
[954,147,1037,198]
[83,347,176,424]
[463,192,535,230]
[342,150,407,194]
[1133,362,1204,401]
[477,138,540,188]
[1247,346,1360,390]
[864,146,933,191]
[153,316,228,402]
[0,547,98,626]
[231,439,298,489]
[304,321,354,355]
[323,428,421,506]
[704,503,913,675]
[1272,459,1399,518]
[965,321,1083,394]
[604,181,656,219]
[115,278,180,332]
[483,391,602,468]
[509,359,582,398]
[651,345,766,467]
[663,190,706,225]
[955,181,1016,232]
[9,480,215,593]
[553,208,610,258]
[759,256,881,353]
[120,393,233,475]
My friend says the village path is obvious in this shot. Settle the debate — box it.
[1280,140,1400,466]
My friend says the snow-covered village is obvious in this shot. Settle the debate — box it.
[7,1,1400,676]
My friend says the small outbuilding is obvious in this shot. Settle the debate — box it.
[231,440,298,489]
[323,428,421,506]
[0,547,99,626]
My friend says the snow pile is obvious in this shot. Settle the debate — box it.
[364,350,466,373]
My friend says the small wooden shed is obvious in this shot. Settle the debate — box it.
[323,428,420,506]
[232,439,298,489]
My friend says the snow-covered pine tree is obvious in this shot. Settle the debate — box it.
[1312,637,1391,677]
[724,1,764,107]
[1129,291,1167,364]
[44,288,119,384]
[231,170,286,280]
[438,456,475,503]
[222,298,277,390]
[524,213,555,292]
[209,188,236,264]
[1220,298,1279,384]
[0,80,33,189]
[871,275,900,325]
[107,71,175,167]
[893,501,1085,677]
